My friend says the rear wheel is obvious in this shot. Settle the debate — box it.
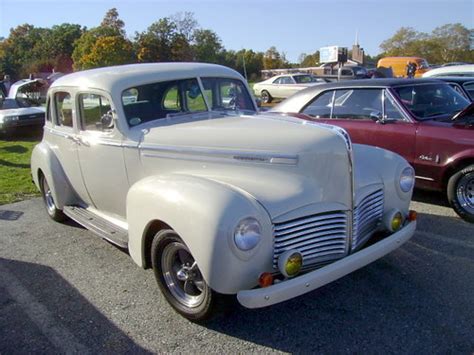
[151,230,231,321]
[261,90,273,104]
[40,174,66,222]
[447,164,474,223]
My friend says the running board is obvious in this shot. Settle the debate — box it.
[63,206,128,248]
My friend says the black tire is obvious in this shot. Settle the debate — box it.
[261,90,273,104]
[447,164,474,223]
[151,230,232,321]
[40,174,66,222]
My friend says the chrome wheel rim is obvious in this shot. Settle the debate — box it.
[456,174,474,213]
[261,92,269,103]
[42,179,56,214]
[161,242,205,308]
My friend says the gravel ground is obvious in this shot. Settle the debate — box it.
[0,191,473,354]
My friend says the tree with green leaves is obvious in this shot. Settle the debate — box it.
[72,8,133,70]
[193,29,223,63]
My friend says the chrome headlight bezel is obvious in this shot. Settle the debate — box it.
[400,166,415,193]
[233,217,262,251]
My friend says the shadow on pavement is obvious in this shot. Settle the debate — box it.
[203,212,474,353]
[412,188,450,207]
[0,257,152,354]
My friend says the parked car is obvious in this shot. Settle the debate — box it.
[423,64,474,78]
[0,97,45,134]
[377,57,430,78]
[253,73,328,103]
[271,78,474,222]
[31,63,416,321]
[436,76,474,101]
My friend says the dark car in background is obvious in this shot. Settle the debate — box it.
[436,76,474,101]
[271,79,474,222]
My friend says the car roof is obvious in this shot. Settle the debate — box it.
[51,63,244,95]
[271,78,447,113]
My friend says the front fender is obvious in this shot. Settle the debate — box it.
[30,141,77,209]
[127,174,273,294]
[353,144,413,214]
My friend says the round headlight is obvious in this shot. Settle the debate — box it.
[400,166,415,193]
[234,217,261,251]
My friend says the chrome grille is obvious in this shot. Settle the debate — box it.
[352,189,384,250]
[273,211,348,269]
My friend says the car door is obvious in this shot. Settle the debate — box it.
[75,91,130,218]
[47,88,92,206]
[329,89,384,145]
[271,77,284,98]
[280,76,297,97]
[370,89,417,164]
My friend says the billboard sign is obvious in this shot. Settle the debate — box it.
[320,46,339,63]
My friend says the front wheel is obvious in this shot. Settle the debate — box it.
[261,90,273,104]
[40,174,66,222]
[151,230,231,321]
[447,164,474,223]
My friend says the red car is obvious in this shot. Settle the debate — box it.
[271,79,474,222]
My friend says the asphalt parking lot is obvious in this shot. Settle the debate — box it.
[1,191,473,354]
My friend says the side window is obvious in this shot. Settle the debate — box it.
[281,77,293,84]
[78,93,112,132]
[54,91,73,128]
[302,91,334,119]
[463,82,474,100]
[273,78,282,84]
[163,85,180,110]
[185,81,207,111]
[384,91,404,120]
[332,89,383,120]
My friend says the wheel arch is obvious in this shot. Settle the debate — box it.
[442,157,474,189]
[30,142,77,208]
[126,173,274,294]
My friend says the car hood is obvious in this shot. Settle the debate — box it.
[138,113,356,219]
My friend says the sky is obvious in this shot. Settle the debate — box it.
[0,0,473,62]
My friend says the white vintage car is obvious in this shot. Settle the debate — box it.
[31,63,417,321]
[253,73,328,103]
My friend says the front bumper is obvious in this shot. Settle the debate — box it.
[237,220,416,308]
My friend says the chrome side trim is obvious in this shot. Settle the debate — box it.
[140,144,298,165]
[415,175,435,182]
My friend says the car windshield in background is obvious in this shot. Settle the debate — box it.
[393,83,470,119]
[121,77,255,127]
[293,75,318,83]
[0,98,34,110]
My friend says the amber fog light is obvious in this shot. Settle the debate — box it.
[278,250,303,278]
[383,209,404,232]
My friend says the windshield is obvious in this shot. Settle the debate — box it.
[293,75,318,83]
[0,98,33,110]
[393,83,470,120]
[122,77,255,127]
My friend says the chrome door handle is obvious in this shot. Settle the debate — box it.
[65,134,79,143]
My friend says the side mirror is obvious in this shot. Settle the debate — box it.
[370,111,382,121]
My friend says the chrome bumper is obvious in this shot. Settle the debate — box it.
[237,220,416,309]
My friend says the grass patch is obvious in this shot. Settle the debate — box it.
[0,136,41,205]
